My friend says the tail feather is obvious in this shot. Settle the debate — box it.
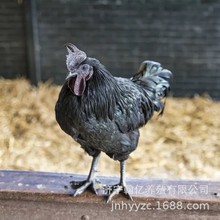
[132,60,172,114]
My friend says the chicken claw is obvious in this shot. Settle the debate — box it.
[70,178,102,196]
[105,161,133,203]
[70,154,102,196]
[106,184,133,203]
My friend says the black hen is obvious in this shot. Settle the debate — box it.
[55,44,172,202]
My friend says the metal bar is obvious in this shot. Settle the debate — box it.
[24,0,41,85]
[0,170,220,219]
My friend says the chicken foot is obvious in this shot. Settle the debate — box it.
[70,153,101,196]
[106,160,133,203]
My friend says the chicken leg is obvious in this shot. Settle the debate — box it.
[107,160,133,203]
[70,153,101,196]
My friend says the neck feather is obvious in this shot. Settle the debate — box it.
[80,61,121,120]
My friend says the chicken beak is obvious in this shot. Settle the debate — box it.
[66,72,77,80]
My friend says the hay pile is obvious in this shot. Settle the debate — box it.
[0,79,219,179]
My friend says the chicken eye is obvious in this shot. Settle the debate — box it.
[81,64,90,71]
[151,65,158,73]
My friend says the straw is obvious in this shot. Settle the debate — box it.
[0,79,219,179]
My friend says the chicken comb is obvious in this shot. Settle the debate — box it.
[65,43,87,69]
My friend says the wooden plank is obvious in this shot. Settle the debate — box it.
[0,170,220,220]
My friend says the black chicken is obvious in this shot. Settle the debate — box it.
[55,43,172,202]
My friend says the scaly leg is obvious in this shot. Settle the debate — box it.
[106,160,133,203]
[70,153,101,196]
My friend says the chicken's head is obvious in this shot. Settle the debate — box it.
[65,43,93,96]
